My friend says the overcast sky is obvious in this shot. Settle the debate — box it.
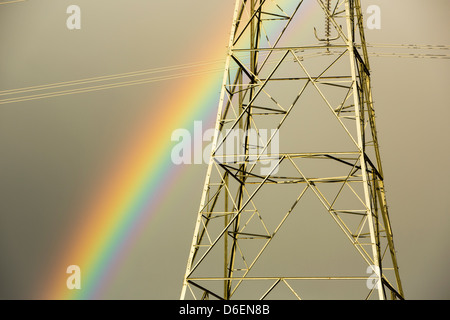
[0,0,449,299]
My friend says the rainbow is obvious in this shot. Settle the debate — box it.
[40,68,223,299]
[40,0,322,299]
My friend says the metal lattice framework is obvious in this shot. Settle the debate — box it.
[181,0,404,300]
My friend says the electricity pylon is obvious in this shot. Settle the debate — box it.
[181,0,404,300]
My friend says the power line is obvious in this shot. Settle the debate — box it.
[0,67,225,105]
[0,0,27,5]
[0,59,225,96]
[367,43,450,59]
[369,52,449,59]
[0,52,301,105]
[0,44,447,105]
[367,43,450,50]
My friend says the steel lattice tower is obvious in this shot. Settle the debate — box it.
[181,0,404,300]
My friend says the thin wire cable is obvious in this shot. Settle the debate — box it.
[369,52,449,59]
[0,67,226,105]
[366,43,450,59]
[0,54,275,105]
[0,0,27,5]
[1,44,448,104]
[0,59,226,96]
[367,43,450,50]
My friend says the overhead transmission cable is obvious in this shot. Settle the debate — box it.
[0,44,448,105]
